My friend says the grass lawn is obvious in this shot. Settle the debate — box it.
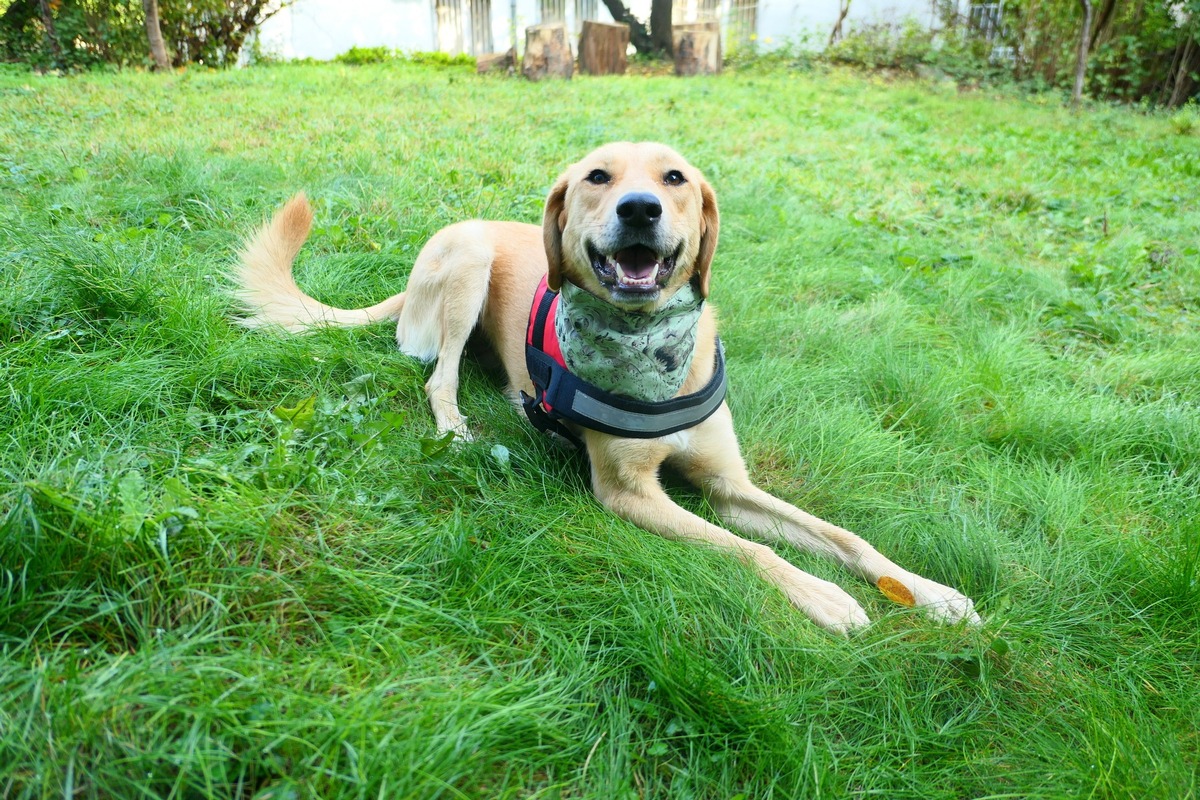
[1,60,1198,798]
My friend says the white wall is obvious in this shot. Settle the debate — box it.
[257,0,931,59]
[258,0,434,59]
[758,0,935,47]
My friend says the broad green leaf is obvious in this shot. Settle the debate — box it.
[274,396,317,430]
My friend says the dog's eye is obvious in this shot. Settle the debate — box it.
[585,169,611,185]
[664,170,686,186]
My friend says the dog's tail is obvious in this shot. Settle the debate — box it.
[232,193,406,332]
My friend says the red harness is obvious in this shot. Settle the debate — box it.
[525,276,566,410]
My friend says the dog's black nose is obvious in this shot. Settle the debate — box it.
[615,193,662,228]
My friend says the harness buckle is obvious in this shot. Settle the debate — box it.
[521,390,584,449]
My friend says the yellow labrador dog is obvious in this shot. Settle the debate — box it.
[233,142,980,633]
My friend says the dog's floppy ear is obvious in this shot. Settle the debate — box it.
[542,173,570,291]
[693,177,720,298]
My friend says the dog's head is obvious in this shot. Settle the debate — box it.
[543,142,719,311]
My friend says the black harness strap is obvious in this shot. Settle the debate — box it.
[521,285,728,446]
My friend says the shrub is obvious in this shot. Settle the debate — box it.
[827,19,938,71]
[332,46,475,69]
[407,50,475,68]
[1171,104,1199,135]
[817,3,1198,107]
[825,18,1000,83]
[0,0,286,70]
[995,0,1198,106]
[332,45,394,65]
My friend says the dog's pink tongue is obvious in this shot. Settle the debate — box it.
[614,246,660,281]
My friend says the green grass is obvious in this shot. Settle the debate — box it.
[1,61,1198,798]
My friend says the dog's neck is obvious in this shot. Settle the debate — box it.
[555,281,704,402]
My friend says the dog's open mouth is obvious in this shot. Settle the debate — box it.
[588,242,680,295]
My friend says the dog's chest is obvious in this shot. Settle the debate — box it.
[657,429,694,453]
[555,282,703,403]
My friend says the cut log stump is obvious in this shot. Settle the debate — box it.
[476,48,516,74]
[579,20,629,76]
[523,23,574,81]
[673,22,721,76]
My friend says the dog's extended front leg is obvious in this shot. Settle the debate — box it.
[680,413,980,625]
[705,478,981,624]
[586,435,870,634]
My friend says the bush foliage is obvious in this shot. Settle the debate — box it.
[331,45,476,68]
[821,0,1200,106]
[0,0,285,69]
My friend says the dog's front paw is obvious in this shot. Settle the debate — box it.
[810,593,872,636]
[902,575,982,625]
[777,571,871,635]
[433,422,475,443]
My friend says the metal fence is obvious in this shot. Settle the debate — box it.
[967,1,1003,41]
[434,0,464,54]
[470,0,494,53]
[539,0,566,23]
[726,0,757,50]
[574,0,598,33]
[672,0,756,49]
[433,0,759,56]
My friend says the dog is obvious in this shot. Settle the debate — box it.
[232,141,980,633]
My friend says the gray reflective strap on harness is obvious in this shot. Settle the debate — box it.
[562,343,727,434]
[521,286,728,445]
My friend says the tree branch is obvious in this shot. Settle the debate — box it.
[598,0,655,54]
[829,0,851,47]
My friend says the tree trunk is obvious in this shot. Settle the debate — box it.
[522,22,573,80]
[1014,0,1036,80]
[1087,0,1116,50]
[598,0,655,54]
[36,0,62,68]
[579,20,629,75]
[1160,39,1186,105]
[650,0,673,55]
[1072,0,1093,107]
[829,0,851,46]
[143,0,170,70]
[1168,35,1197,108]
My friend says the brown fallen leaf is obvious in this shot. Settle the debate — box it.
[877,576,916,607]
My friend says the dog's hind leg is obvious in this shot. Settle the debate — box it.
[396,222,495,439]
[423,306,478,439]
